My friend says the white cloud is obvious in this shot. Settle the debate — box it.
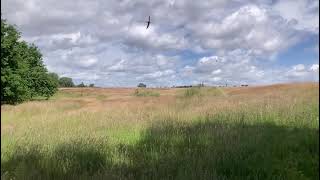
[1,0,318,86]
[125,24,188,51]
[292,64,306,71]
[310,64,319,71]
[272,0,319,33]
[211,69,222,75]
[186,4,301,57]
[282,63,319,82]
[108,59,126,72]
[142,69,175,79]
[78,58,98,68]
[210,77,222,82]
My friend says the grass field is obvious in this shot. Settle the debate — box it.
[1,83,319,179]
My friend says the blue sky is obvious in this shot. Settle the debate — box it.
[1,0,319,87]
[276,34,318,66]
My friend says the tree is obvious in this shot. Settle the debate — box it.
[89,84,94,87]
[27,68,58,99]
[137,83,146,88]
[1,19,58,104]
[77,82,86,87]
[48,72,59,83]
[59,77,74,87]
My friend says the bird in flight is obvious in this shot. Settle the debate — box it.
[146,16,151,29]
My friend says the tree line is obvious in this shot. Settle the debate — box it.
[57,76,94,88]
[1,19,93,104]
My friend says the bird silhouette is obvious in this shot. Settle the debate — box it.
[146,16,151,29]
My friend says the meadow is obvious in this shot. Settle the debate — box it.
[1,83,319,179]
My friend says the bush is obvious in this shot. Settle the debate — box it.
[133,89,160,97]
[137,83,146,88]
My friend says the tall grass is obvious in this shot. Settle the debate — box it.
[133,88,160,97]
[183,87,201,97]
[182,87,223,98]
[1,83,319,179]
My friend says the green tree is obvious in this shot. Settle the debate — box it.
[59,77,74,87]
[48,72,59,83]
[137,83,146,88]
[89,84,94,87]
[77,82,86,87]
[1,19,58,104]
[27,67,58,99]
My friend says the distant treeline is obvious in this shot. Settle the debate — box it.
[172,84,248,88]
[173,85,194,88]
[149,83,249,89]
[57,76,94,88]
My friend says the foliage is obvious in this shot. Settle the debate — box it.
[58,77,75,87]
[137,83,146,88]
[48,72,59,83]
[1,19,58,104]
[133,88,160,97]
[89,84,94,87]
[77,82,86,88]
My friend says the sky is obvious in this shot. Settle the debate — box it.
[1,0,319,87]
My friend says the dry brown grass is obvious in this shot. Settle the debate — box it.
[2,83,318,130]
[1,82,319,179]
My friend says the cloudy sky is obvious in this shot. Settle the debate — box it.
[2,0,319,87]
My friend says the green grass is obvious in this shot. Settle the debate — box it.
[1,84,319,179]
[124,119,318,179]
[96,94,108,101]
[2,109,318,179]
[51,91,85,99]
[133,88,160,97]
[181,87,223,98]
[183,87,201,97]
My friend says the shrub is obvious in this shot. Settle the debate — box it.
[133,89,160,97]
[137,83,146,88]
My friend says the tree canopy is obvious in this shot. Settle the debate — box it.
[77,82,86,87]
[1,19,58,104]
[59,77,75,87]
[137,83,146,88]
